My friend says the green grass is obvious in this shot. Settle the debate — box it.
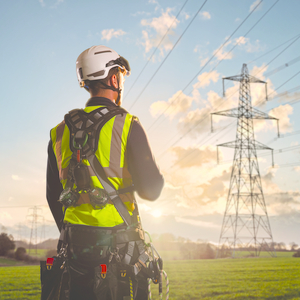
[25,249,48,258]
[1,257,300,299]
[0,257,26,266]
[0,266,40,300]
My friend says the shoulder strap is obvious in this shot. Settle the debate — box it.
[65,106,127,158]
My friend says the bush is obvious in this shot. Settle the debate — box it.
[6,250,15,259]
[293,249,300,257]
[0,233,15,256]
[180,242,216,259]
[23,254,39,264]
[15,247,27,261]
[46,249,57,258]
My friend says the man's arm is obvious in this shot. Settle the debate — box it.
[127,119,164,200]
[46,140,64,230]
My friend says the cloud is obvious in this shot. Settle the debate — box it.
[12,175,22,181]
[234,36,248,46]
[250,0,262,12]
[39,0,64,8]
[101,29,126,41]
[210,36,263,63]
[253,104,293,134]
[0,211,13,221]
[196,170,229,202]
[275,90,300,103]
[177,107,212,137]
[182,12,190,20]
[150,90,193,119]
[141,8,179,56]
[200,57,209,67]
[200,11,211,20]
[245,39,263,53]
[294,166,300,172]
[269,104,293,133]
[171,145,218,168]
[193,70,220,89]
[213,42,233,61]
[175,216,219,228]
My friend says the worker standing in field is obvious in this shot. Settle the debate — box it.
[46,45,164,300]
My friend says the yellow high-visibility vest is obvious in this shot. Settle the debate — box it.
[50,105,136,227]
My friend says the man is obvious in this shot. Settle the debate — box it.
[46,45,164,300]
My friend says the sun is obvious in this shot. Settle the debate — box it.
[151,209,162,218]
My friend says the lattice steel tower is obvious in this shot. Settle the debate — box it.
[211,64,279,258]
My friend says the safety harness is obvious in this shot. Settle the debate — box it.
[54,106,169,299]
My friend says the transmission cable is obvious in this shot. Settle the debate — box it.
[219,145,300,165]
[247,32,300,65]
[254,34,300,78]
[124,0,189,101]
[128,0,208,110]
[264,55,300,77]
[147,0,265,131]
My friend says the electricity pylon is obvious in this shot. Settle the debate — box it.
[27,206,43,255]
[212,64,279,258]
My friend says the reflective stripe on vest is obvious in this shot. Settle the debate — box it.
[50,105,136,227]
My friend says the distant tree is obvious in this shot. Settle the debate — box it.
[150,233,159,242]
[46,249,57,258]
[218,245,232,258]
[15,247,26,261]
[177,236,186,243]
[290,242,298,251]
[180,242,216,259]
[0,233,15,256]
[276,242,286,251]
[159,233,175,242]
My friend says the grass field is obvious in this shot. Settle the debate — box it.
[1,256,300,299]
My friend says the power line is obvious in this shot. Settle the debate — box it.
[218,145,300,165]
[124,0,189,101]
[128,0,209,110]
[247,32,300,65]
[264,54,300,77]
[147,0,265,132]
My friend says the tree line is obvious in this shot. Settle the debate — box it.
[1,232,300,261]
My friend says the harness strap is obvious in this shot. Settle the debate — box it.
[123,241,135,265]
[66,225,144,246]
[88,154,132,226]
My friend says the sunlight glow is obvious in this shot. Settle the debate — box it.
[151,210,162,218]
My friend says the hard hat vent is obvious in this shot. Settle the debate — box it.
[87,70,105,78]
[95,50,112,55]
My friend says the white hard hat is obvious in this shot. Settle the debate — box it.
[76,45,131,87]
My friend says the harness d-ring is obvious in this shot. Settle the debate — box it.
[73,133,88,149]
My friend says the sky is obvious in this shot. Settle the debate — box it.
[1,0,300,247]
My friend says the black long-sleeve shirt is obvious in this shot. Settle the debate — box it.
[46,97,164,230]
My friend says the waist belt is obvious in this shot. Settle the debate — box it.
[66,224,144,247]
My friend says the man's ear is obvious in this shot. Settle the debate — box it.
[110,74,118,89]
